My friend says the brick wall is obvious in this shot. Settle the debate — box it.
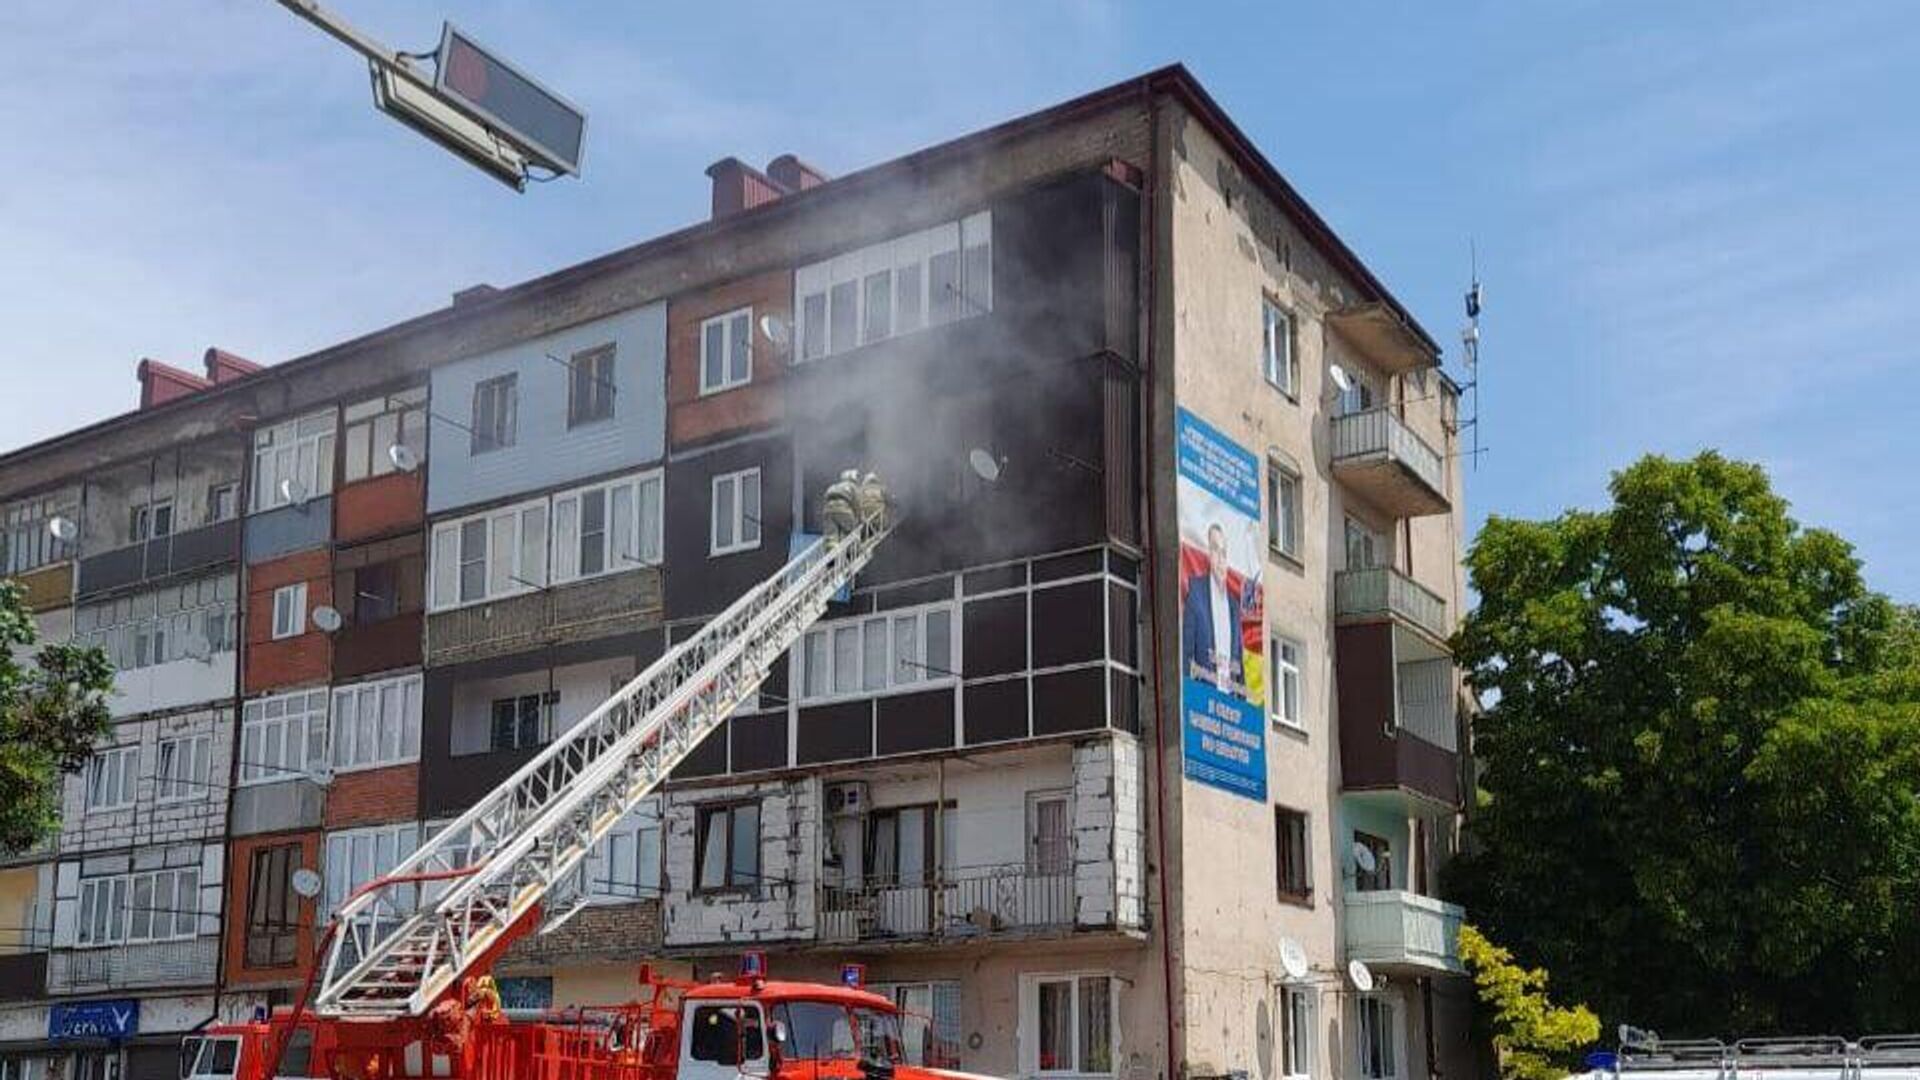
[322,764,420,829]
[425,568,663,666]
[223,832,321,986]
[666,270,791,448]
[500,900,664,969]
[335,471,425,544]
[245,548,333,693]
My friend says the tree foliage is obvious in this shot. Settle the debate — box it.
[1459,924,1600,1080]
[1448,452,1920,1034]
[0,578,113,853]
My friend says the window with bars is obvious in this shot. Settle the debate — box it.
[1275,806,1310,904]
[245,843,301,968]
[76,866,201,947]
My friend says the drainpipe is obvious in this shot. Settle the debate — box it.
[214,423,252,1020]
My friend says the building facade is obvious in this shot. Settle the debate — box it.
[0,66,1479,1080]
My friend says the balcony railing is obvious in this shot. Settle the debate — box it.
[1331,408,1449,516]
[1335,566,1449,642]
[819,863,1075,944]
[1345,889,1464,974]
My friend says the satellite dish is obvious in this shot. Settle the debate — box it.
[759,314,792,347]
[311,605,343,633]
[1352,841,1378,874]
[388,443,420,473]
[1328,364,1354,394]
[1279,937,1309,980]
[290,868,323,900]
[279,477,308,507]
[47,516,78,543]
[1347,959,1375,993]
[967,448,1003,484]
[307,763,335,788]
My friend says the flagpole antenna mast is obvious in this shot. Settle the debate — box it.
[1456,240,1485,469]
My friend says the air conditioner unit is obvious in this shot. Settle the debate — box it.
[825,781,869,818]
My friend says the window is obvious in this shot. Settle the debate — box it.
[155,734,212,802]
[429,498,549,610]
[1275,807,1310,903]
[246,843,301,968]
[585,804,662,901]
[84,745,139,812]
[688,1005,765,1066]
[1345,518,1385,571]
[75,577,238,672]
[1263,298,1299,398]
[1026,974,1114,1076]
[271,582,308,640]
[206,483,238,525]
[865,805,939,887]
[76,866,201,946]
[351,562,400,624]
[569,344,617,426]
[1027,791,1072,876]
[1354,831,1393,892]
[471,374,518,453]
[794,212,992,361]
[553,470,664,581]
[323,823,420,915]
[795,603,954,703]
[489,692,556,751]
[252,410,337,511]
[1354,996,1400,1080]
[871,983,962,1068]
[710,469,762,556]
[694,802,760,891]
[1337,371,1377,417]
[130,499,173,542]
[1,1057,48,1080]
[1267,457,1301,560]
[1271,636,1304,730]
[1281,986,1317,1080]
[3,492,78,574]
[331,674,423,772]
[699,310,752,395]
[239,688,329,785]
[342,388,427,483]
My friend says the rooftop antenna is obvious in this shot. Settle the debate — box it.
[1455,239,1485,469]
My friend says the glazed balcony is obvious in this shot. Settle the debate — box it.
[1345,889,1465,975]
[1331,407,1449,518]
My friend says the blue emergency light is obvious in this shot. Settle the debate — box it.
[841,963,866,988]
[740,951,768,978]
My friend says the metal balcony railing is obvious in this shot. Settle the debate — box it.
[1331,407,1448,499]
[818,863,1076,944]
[1334,566,1449,642]
[1344,889,1464,974]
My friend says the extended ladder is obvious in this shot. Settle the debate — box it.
[312,515,889,1018]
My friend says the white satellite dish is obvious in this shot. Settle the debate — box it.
[279,477,309,507]
[48,516,78,543]
[1328,364,1354,394]
[388,443,420,473]
[967,448,1003,484]
[1351,840,1378,874]
[1347,959,1375,993]
[307,763,335,788]
[759,314,792,347]
[290,868,323,900]
[1279,937,1310,980]
[311,605,343,633]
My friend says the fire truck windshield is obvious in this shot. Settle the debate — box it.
[185,1036,240,1080]
[771,1003,905,1066]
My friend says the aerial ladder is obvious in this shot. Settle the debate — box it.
[310,496,890,1021]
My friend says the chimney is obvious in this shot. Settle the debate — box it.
[452,283,499,307]
[705,157,785,221]
[203,347,262,384]
[137,359,212,409]
[765,154,829,193]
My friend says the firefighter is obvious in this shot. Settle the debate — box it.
[857,472,889,530]
[822,470,861,538]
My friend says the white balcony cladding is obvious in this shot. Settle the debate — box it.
[670,546,1141,781]
[75,443,244,599]
[793,212,992,362]
[58,705,232,855]
[426,303,666,515]
[74,573,238,717]
[3,485,79,576]
[47,841,223,994]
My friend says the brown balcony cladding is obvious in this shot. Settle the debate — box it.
[331,532,425,678]
[1331,406,1450,518]
[1334,566,1461,807]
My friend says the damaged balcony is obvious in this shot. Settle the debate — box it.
[74,442,245,599]
[1345,889,1466,976]
[819,863,1074,945]
[1331,407,1449,518]
[1335,567,1462,807]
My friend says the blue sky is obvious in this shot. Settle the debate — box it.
[2,2,1915,599]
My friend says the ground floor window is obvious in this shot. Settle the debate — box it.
[1,1057,48,1080]
[871,981,962,1067]
[75,1052,120,1080]
[1280,985,1317,1079]
[1354,994,1401,1080]
[1023,973,1115,1076]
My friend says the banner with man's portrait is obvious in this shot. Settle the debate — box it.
[1174,407,1267,801]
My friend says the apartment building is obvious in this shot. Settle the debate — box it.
[0,65,1477,1080]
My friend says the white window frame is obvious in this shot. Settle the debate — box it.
[1353,993,1403,1080]
[552,469,664,583]
[567,344,618,428]
[129,498,174,542]
[583,801,662,903]
[271,582,308,640]
[488,691,558,753]
[1263,297,1299,399]
[83,745,139,813]
[4,491,78,574]
[1019,971,1117,1078]
[698,308,754,396]
[1281,984,1318,1080]
[154,733,213,803]
[206,482,238,525]
[794,602,956,704]
[239,688,329,786]
[428,497,550,612]
[1026,789,1073,877]
[470,373,518,454]
[324,822,421,916]
[252,409,337,512]
[75,866,202,947]
[1271,634,1305,731]
[75,577,237,673]
[709,468,762,557]
[330,673,424,773]
[794,212,991,362]
[341,388,427,484]
[1268,455,1302,561]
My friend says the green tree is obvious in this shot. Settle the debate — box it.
[0,577,114,853]
[1459,924,1600,1080]
[1448,451,1920,1035]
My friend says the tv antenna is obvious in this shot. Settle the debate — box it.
[1455,240,1485,468]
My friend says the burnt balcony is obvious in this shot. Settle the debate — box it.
[1336,568,1461,806]
[1345,890,1466,975]
[819,863,1075,946]
[1331,407,1449,518]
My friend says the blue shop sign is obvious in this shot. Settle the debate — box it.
[49,999,140,1041]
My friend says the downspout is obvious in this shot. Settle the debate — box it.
[214,426,252,1020]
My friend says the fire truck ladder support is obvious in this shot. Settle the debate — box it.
[312,516,890,1019]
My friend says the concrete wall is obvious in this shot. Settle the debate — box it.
[60,705,233,854]
[661,775,816,947]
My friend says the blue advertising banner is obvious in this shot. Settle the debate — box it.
[1174,408,1268,801]
[49,999,139,1041]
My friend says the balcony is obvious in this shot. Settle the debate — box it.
[1336,568,1461,806]
[48,934,218,994]
[1327,302,1436,377]
[1331,407,1449,518]
[1336,566,1449,644]
[1345,890,1465,975]
[819,863,1075,946]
